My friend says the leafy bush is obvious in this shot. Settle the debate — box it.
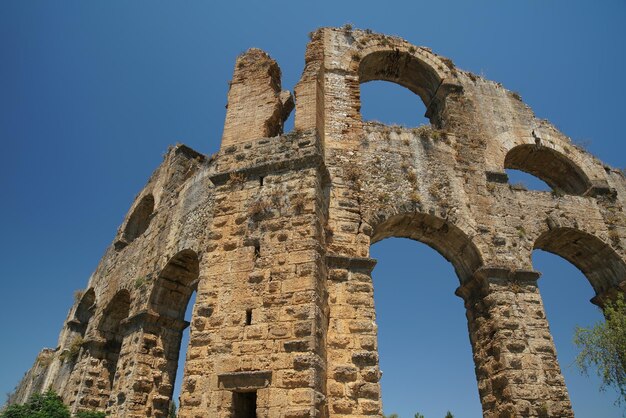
[1,390,69,418]
[574,293,626,405]
[59,336,84,363]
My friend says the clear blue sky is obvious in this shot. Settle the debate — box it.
[1,1,625,417]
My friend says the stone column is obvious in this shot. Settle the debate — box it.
[456,267,573,418]
[325,255,382,417]
[107,311,190,418]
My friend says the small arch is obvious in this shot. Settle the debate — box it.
[123,194,155,244]
[504,145,591,195]
[74,289,96,336]
[149,249,199,320]
[97,290,131,388]
[359,49,443,108]
[371,213,482,283]
[534,227,626,295]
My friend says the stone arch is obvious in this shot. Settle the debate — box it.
[356,45,451,125]
[359,50,442,109]
[149,249,199,320]
[122,194,155,244]
[145,249,200,414]
[505,144,592,195]
[534,227,626,295]
[326,212,484,415]
[97,289,131,389]
[371,213,483,283]
[73,288,96,337]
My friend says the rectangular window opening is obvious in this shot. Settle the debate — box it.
[259,176,264,187]
[253,242,260,259]
[245,309,253,326]
[233,390,257,418]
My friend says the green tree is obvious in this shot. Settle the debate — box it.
[1,390,70,418]
[414,413,425,418]
[444,412,454,418]
[574,293,626,404]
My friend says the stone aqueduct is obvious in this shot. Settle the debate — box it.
[10,27,626,418]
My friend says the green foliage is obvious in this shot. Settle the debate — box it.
[59,336,84,363]
[445,412,454,418]
[414,413,425,418]
[574,293,626,405]
[134,276,147,289]
[75,412,106,418]
[168,401,177,418]
[1,390,70,418]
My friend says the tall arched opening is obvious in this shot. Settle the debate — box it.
[97,290,131,391]
[147,249,199,415]
[533,227,626,415]
[74,289,96,337]
[325,212,484,416]
[370,238,482,416]
[371,213,483,416]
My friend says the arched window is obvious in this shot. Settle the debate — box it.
[504,145,591,195]
[360,80,429,127]
[73,289,96,337]
[505,168,552,192]
[149,249,199,321]
[357,48,446,128]
[97,290,131,389]
[122,194,155,244]
[371,213,482,283]
[534,227,626,295]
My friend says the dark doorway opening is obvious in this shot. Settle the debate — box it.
[233,391,257,418]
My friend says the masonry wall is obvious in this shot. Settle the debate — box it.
[8,27,626,418]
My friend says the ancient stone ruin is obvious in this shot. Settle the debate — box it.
[8,27,626,418]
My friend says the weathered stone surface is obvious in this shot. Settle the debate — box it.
[9,27,626,418]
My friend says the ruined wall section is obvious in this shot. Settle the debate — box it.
[315,27,626,417]
[7,350,56,406]
[294,29,326,137]
[173,47,333,417]
[10,144,210,416]
[222,49,294,148]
